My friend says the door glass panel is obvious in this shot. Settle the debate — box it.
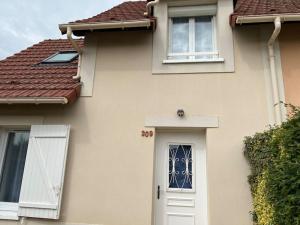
[0,131,29,202]
[169,144,193,190]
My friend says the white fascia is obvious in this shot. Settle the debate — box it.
[0,97,68,104]
[59,20,152,34]
[236,14,300,24]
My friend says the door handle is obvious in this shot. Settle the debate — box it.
[157,185,160,200]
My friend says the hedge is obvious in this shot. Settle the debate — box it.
[244,109,300,225]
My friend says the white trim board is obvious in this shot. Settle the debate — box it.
[0,202,18,221]
[145,116,219,128]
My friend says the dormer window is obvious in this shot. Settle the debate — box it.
[152,1,234,74]
[164,5,223,63]
[42,51,78,63]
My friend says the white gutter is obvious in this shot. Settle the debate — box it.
[144,0,160,16]
[60,20,152,33]
[268,17,282,125]
[0,97,68,104]
[236,14,300,24]
[67,26,82,80]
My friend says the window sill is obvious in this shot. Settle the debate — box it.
[163,58,225,64]
[0,202,18,220]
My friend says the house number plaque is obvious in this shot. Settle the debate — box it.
[141,130,153,138]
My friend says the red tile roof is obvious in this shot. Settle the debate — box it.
[0,39,83,104]
[60,1,155,34]
[231,0,300,26]
[73,1,150,24]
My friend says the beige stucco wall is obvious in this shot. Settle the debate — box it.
[0,25,270,225]
[279,23,300,107]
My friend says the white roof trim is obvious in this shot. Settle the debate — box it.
[0,97,68,104]
[59,19,152,33]
[236,14,300,24]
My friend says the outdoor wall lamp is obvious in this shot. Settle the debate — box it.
[177,109,185,118]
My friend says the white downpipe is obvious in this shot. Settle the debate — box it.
[268,17,282,125]
[67,26,82,80]
[73,54,82,80]
[144,0,160,16]
[67,26,82,54]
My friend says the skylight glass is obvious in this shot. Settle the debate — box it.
[43,51,78,63]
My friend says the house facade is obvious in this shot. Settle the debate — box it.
[279,23,300,107]
[0,1,299,225]
[231,0,300,118]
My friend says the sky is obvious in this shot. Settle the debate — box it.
[0,0,130,60]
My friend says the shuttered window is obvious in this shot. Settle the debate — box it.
[0,125,70,220]
[0,131,29,203]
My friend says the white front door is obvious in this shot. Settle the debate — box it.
[154,131,208,225]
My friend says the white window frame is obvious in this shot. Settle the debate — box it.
[165,15,223,64]
[0,128,29,220]
[42,51,78,64]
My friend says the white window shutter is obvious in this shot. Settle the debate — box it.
[18,125,70,219]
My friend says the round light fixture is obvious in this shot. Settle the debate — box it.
[177,109,185,118]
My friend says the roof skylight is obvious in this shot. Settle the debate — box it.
[42,51,78,63]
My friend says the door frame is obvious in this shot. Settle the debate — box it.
[152,129,209,225]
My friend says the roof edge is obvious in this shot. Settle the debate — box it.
[59,19,154,34]
[0,97,68,105]
[232,13,300,26]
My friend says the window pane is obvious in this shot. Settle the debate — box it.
[44,52,78,63]
[0,131,29,203]
[169,145,193,190]
[171,18,189,58]
[195,16,213,57]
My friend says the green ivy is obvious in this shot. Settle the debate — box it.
[244,109,300,225]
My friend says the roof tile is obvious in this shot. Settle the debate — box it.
[0,39,83,103]
[231,0,300,26]
[72,1,151,24]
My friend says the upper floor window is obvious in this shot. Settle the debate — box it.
[165,5,223,63]
[152,2,234,74]
[169,16,215,60]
